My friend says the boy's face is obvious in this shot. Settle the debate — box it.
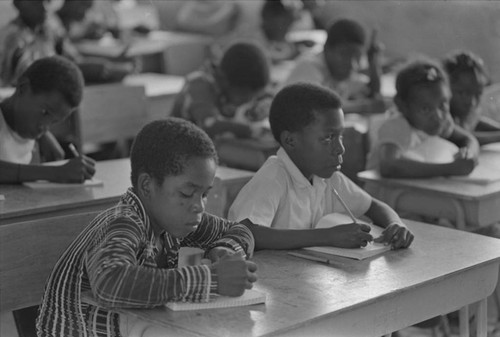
[324,43,363,81]
[146,157,216,239]
[15,0,50,28]
[449,70,485,120]
[14,86,74,139]
[290,108,345,180]
[402,82,453,136]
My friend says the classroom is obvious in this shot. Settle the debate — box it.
[1,1,500,336]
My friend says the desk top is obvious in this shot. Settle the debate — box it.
[0,159,253,223]
[359,143,500,200]
[123,73,185,97]
[117,220,500,337]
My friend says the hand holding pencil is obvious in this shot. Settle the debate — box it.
[54,143,96,183]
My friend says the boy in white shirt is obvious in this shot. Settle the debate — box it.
[229,82,413,249]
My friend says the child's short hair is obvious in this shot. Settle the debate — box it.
[269,82,342,144]
[442,50,489,84]
[220,41,270,90]
[261,0,296,20]
[130,118,218,188]
[19,56,84,108]
[395,59,448,101]
[325,18,366,48]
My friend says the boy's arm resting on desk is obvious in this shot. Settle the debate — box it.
[182,213,255,260]
[378,143,475,178]
[0,157,95,184]
[364,198,414,249]
[240,218,375,250]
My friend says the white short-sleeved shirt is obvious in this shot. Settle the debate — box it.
[283,51,369,101]
[228,147,372,229]
[0,108,35,164]
[366,112,457,171]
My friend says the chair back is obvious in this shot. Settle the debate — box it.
[0,212,99,312]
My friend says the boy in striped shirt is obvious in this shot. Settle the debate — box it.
[36,118,257,337]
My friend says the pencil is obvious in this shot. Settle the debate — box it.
[288,251,332,265]
[68,143,80,158]
[331,187,357,224]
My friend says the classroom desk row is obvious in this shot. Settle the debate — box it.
[359,142,500,230]
[90,220,500,337]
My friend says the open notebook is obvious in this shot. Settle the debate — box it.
[293,213,390,261]
[165,289,266,311]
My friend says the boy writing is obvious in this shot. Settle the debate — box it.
[229,82,413,250]
[366,58,480,178]
[0,56,95,184]
[36,118,257,337]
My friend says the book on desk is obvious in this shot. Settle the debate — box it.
[165,289,266,311]
[289,213,390,261]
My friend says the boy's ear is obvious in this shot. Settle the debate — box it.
[137,172,153,198]
[394,95,407,115]
[280,130,296,150]
[16,78,30,95]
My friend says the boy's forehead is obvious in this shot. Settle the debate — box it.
[310,108,344,128]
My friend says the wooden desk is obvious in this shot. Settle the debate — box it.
[123,73,185,120]
[0,159,253,225]
[358,144,500,230]
[103,220,500,337]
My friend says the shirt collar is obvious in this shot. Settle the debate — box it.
[276,147,326,189]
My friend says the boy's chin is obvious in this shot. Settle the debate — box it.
[318,165,341,179]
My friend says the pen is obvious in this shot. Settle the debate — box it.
[68,143,80,158]
[331,187,357,224]
[288,251,332,265]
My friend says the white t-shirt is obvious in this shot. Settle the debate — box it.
[0,107,35,164]
[228,147,372,229]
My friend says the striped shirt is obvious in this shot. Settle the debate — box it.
[36,188,255,337]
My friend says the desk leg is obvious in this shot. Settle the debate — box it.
[459,306,469,337]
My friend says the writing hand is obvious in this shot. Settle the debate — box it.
[213,254,257,297]
[206,246,243,263]
[327,223,373,248]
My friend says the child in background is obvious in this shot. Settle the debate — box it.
[443,50,500,145]
[284,18,384,110]
[171,41,274,142]
[36,118,258,337]
[229,82,413,250]
[0,56,95,184]
[365,59,480,178]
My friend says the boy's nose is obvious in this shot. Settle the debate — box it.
[191,198,205,214]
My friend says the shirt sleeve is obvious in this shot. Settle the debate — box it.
[330,172,372,218]
[85,217,214,307]
[182,213,255,259]
[376,117,412,152]
[228,173,283,227]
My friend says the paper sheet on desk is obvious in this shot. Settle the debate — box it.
[22,160,103,188]
[306,213,390,260]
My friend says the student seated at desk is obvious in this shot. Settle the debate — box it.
[229,82,414,250]
[284,18,385,113]
[36,118,258,337]
[172,41,277,170]
[0,0,132,87]
[443,50,500,145]
[0,56,95,184]
[365,58,480,179]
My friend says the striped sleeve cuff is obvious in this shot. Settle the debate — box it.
[176,265,212,302]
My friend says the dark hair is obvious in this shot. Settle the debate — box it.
[220,41,270,90]
[130,118,218,189]
[261,0,296,20]
[395,58,448,102]
[442,50,489,85]
[19,56,84,108]
[325,18,366,48]
[269,82,342,144]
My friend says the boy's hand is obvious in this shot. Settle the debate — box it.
[326,223,373,248]
[56,156,96,183]
[448,156,476,176]
[374,223,414,249]
[206,247,242,263]
[212,254,257,297]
